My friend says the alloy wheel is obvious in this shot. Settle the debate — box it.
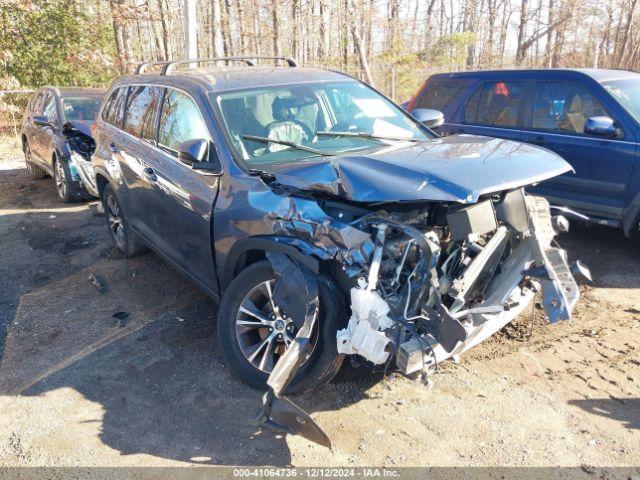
[235,279,318,373]
[105,193,126,251]
[54,159,67,199]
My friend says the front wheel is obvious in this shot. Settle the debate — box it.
[53,156,80,203]
[217,260,347,394]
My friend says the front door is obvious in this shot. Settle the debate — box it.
[144,88,220,291]
[523,81,636,220]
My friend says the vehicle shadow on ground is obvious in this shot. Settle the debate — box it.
[561,223,640,288]
[568,398,640,430]
[12,292,380,466]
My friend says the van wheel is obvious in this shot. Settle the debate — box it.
[217,260,347,394]
[53,156,80,203]
[24,142,46,179]
[101,184,147,257]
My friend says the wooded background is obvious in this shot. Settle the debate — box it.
[1,0,639,104]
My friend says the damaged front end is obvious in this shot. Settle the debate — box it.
[254,186,589,447]
[63,121,99,197]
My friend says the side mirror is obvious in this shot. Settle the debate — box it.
[584,116,617,138]
[411,108,445,129]
[178,138,222,173]
[178,138,208,166]
[33,115,53,128]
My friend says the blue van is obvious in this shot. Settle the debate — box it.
[406,69,640,236]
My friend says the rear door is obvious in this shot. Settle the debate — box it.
[143,87,220,289]
[25,91,45,163]
[454,79,528,143]
[116,85,165,238]
[32,92,59,164]
[523,80,636,220]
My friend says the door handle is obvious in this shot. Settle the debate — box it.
[109,143,118,153]
[143,166,157,182]
[526,135,546,145]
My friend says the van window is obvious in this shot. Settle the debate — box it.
[464,81,524,128]
[123,86,164,140]
[533,82,608,134]
[158,89,209,153]
[415,79,469,112]
[102,87,128,128]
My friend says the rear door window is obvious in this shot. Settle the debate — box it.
[42,94,57,123]
[414,79,469,112]
[158,89,210,154]
[102,87,128,128]
[464,81,525,128]
[532,82,609,134]
[31,92,45,115]
[123,85,164,140]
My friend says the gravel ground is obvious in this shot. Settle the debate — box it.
[0,137,638,469]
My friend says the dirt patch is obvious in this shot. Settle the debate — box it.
[0,137,639,468]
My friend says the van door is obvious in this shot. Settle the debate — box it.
[455,80,527,143]
[522,81,635,220]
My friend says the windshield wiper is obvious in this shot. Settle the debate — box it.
[316,131,420,142]
[243,135,338,157]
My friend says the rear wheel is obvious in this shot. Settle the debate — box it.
[101,184,147,257]
[24,142,46,179]
[217,260,347,394]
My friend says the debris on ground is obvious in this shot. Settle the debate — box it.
[88,274,105,293]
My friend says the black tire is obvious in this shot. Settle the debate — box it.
[217,260,347,394]
[24,142,46,179]
[53,155,80,203]
[101,183,147,257]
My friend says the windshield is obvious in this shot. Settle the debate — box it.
[212,81,430,166]
[62,97,102,122]
[602,79,640,124]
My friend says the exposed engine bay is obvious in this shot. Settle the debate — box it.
[254,186,589,448]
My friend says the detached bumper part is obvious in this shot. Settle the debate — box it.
[254,252,332,449]
[67,151,98,197]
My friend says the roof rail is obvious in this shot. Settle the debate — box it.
[162,57,257,74]
[136,61,173,74]
[160,56,298,75]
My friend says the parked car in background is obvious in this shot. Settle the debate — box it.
[22,87,104,202]
[406,69,640,237]
[92,57,585,447]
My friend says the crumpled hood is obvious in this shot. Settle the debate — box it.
[269,134,573,203]
[63,120,95,139]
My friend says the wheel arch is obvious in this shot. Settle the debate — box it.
[95,173,110,199]
[621,187,640,237]
[221,236,355,296]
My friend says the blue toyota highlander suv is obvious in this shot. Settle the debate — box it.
[406,69,640,236]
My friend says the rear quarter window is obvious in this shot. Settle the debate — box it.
[415,79,469,112]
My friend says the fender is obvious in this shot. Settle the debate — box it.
[221,236,330,292]
[622,191,640,237]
